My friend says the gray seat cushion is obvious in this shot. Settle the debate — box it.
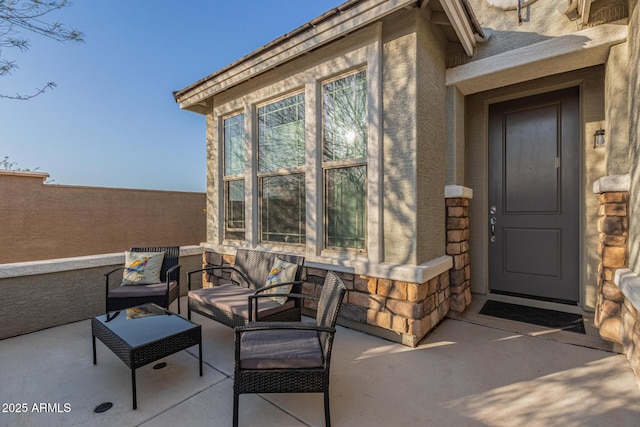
[108,281,177,298]
[240,328,323,369]
[189,284,295,320]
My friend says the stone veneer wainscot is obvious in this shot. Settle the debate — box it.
[594,174,640,387]
[198,186,473,347]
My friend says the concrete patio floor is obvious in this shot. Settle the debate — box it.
[2,299,640,427]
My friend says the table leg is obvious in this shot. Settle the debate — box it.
[92,335,97,365]
[131,369,137,410]
[199,342,203,376]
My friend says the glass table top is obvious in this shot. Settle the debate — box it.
[94,303,197,347]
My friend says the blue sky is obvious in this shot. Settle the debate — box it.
[0,0,344,192]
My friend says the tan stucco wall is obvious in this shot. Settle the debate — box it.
[205,104,218,245]
[203,8,449,270]
[382,11,419,265]
[627,0,640,273]
[446,86,466,185]
[0,172,206,263]
[461,0,628,64]
[415,11,447,264]
[466,66,605,310]
[605,41,630,175]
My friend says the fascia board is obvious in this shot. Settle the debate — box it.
[176,0,416,110]
[446,23,628,95]
[581,0,593,26]
[440,0,476,56]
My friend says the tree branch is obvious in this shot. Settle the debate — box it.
[0,0,83,99]
[0,81,57,100]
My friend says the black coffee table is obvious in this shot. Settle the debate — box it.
[92,303,202,409]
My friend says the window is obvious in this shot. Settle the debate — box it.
[322,70,367,251]
[261,174,305,244]
[258,93,306,244]
[223,113,245,240]
[326,166,366,249]
[258,93,305,171]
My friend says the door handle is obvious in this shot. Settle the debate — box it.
[490,213,497,243]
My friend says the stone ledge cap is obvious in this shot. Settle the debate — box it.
[0,245,203,279]
[445,185,473,199]
[0,169,49,179]
[614,268,640,310]
[202,243,453,283]
[593,173,630,193]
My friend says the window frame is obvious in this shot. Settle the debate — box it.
[222,111,246,241]
[321,68,368,253]
[256,91,307,246]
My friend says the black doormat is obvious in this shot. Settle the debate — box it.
[479,300,586,334]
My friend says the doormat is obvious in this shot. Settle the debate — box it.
[479,300,586,334]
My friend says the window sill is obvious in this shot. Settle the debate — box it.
[201,242,452,284]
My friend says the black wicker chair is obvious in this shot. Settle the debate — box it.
[187,249,305,328]
[105,246,181,313]
[233,271,346,427]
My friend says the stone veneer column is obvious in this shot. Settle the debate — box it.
[593,174,630,344]
[595,190,629,343]
[445,185,473,312]
[201,251,235,288]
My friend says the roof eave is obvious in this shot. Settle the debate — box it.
[173,0,482,112]
[440,0,480,57]
[173,0,419,111]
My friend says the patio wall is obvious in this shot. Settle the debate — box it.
[0,170,206,264]
[0,246,203,340]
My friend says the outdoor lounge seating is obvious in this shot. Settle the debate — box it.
[233,271,346,427]
[187,249,305,328]
[104,246,181,313]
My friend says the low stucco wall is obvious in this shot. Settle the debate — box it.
[0,246,203,340]
[0,171,206,264]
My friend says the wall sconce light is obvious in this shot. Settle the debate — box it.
[593,129,605,148]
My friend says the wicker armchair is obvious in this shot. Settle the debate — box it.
[104,246,181,313]
[233,271,346,427]
[187,249,305,328]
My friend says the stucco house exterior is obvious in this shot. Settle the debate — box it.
[174,0,640,377]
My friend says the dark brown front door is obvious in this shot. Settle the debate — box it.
[488,87,579,303]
